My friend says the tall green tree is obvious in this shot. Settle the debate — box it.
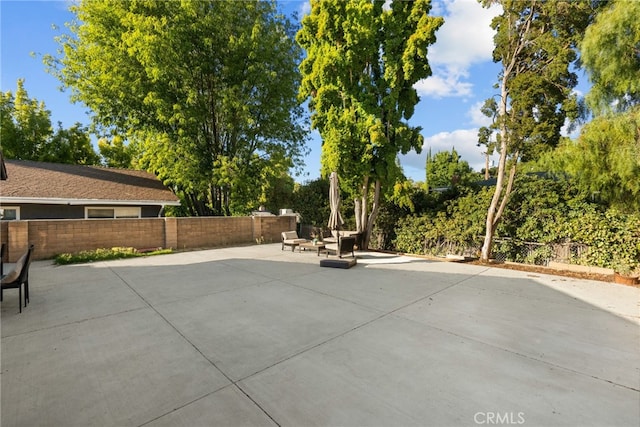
[41,122,100,165]
[1,79,99,164]
[477,0,598,262]
[297,0,443,248]
[425,147,476,189]
[46,0,307,216]
[535,0,640,213]
[1,79,52,160]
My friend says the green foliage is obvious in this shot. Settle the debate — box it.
[290,177,331,227]
[98,135,136,168]
[580,0,640,114]
[47,0,307,216]
[477,0,598,261]
[42,122,100,165]
[54,247,172,265]
[559,204,640,272]
[484,0,595,162]
[297,0,443,244]
[394,187,493,255]
[535,107,640,213]
[1,79,99,164]
[393,174,640,272]
[1,79,52,160]
[425,147,477,189]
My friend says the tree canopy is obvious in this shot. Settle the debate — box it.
[1,79,99,164]
[425,147,476,189]
[46,0,307,216]
[531,0,640,213]
[580,0,640,114]
[297,0,443,247]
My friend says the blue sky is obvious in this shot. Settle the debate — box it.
[1,0,589,182]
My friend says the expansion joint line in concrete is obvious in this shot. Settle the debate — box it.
[233,267,493,387]
[108,267,283,427]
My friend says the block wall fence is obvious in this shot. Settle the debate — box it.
[0,215,296,262]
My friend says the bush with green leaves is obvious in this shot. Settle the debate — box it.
[393,187,492,256]
[55,247,172,265]
[392,174,640,271]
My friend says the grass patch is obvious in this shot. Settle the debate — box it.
[54,247,172,265]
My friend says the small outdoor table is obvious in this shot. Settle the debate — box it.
[298,241,326,256]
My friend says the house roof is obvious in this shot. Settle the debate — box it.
[0,160,180,206]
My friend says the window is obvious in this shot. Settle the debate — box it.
[0,207,20,220]
[86,207,141,219]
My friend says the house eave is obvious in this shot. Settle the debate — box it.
[0,197,181,207]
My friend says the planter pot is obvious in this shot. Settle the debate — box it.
[613,273,639,286]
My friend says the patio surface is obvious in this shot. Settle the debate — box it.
[1,244,638,426]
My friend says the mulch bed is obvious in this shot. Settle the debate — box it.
[469,260,617,284]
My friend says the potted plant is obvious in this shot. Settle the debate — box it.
[612,260,640,285]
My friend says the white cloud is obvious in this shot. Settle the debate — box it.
[415,69,473,98]
[300,1,311,17]
[416,0,501,99]
[400,128,500,180]
[429,0,500,69]
[467,100,493,127]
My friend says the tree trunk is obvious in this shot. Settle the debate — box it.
[484,152,490,180]
[481,71,511,262]
[360,176,369,235]
[362,179,381,250]
[354,198,363,233]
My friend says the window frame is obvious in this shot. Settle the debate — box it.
[0,206,20,220]
[85,206,141,219]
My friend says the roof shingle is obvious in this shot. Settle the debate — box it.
[0,160,179,204]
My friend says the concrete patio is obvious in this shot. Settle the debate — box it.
[1,244,638,426]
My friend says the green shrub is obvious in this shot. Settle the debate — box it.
[54,247,172,265]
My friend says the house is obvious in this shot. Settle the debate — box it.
[0,160,180,220]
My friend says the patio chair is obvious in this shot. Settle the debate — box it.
[281,231,307,251]
[324,236,356,258]
[1,244,34,313]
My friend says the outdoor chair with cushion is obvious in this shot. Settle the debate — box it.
[281,231,307,251]
[324,236,356,258]
[1,244,34,313]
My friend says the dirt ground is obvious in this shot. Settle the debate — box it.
[395,251,638,287]
[470,260,623,284]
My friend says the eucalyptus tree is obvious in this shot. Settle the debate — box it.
[477,0,598,262]
[46,0,307,216]
[297,0,443,248]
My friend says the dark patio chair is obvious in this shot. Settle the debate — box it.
[325,236,356,258]
[1,244,34,313]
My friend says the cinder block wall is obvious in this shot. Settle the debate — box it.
[1,215,297,261]
[176,217,253,249]
[27,219,166,260]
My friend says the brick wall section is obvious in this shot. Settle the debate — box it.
[257,216,296,243]
[27,219,165,260]
[2,215,297,261]
[176,217,252,249]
